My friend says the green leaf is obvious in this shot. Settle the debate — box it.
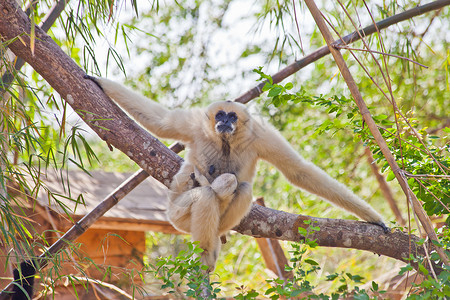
[304,258,319,266]
[291,290,302,297]
[399,264,414,275]
[262,82,273,92]
[268,86,283,97]
[326,273,339,281]
[418,263,429,276]
[298,227,308,235]
[310,225,320,232]
[386,171,395,181]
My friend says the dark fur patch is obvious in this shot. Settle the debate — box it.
[190,173,201,188]
[208,165,215,175]
[221,138,230,157]
[12,260,36,300]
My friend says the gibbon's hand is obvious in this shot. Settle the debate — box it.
[83,74,103,91]
[193,167,210,186]
[372,221,390,234]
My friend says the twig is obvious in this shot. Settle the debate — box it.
[291,0,304,52]
[405,173,450,180]
[334,44,428,68]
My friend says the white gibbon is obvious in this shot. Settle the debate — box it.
[85,76,388,272]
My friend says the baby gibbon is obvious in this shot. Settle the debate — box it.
[85,76,388,272]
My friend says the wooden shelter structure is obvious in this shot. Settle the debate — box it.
[0,170,175,298]
[37,170,176,234]
[1,170,289,299]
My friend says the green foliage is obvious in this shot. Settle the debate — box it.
[145,241,221,299]
[255,68,449,222]
[146,230,391,299]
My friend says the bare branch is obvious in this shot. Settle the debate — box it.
[333,44,428,69]
[234,0,450,103]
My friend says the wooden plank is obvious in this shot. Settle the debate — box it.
[60,216,182,234]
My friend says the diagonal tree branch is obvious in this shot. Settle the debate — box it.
[0,0,69,94]
[0,0,182,187]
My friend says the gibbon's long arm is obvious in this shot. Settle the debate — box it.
[86,76,196,142]
[256,123,386,227]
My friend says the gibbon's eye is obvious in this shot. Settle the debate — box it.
[228,112,238,123]
[215,110,226,122]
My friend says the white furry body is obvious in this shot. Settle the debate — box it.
[94,78,384,271]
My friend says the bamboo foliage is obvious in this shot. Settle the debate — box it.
[303,0,449,267]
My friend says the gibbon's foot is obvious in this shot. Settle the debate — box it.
[83,75,104,91]
[199,248,220,274]
[371,221,390,234]
[210,173,237,199]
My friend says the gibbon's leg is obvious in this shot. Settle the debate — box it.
[189,186,221,272]
[168,184,220,272]
[12,260,36,300]
[218,181,253,234]
[190,173,237,272]
[168,172,238,272]
[167,189,194,233]
[167,165,197,233]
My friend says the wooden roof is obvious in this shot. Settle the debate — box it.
[33,170,178,233]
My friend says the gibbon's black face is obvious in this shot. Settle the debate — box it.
[215,110,238,135]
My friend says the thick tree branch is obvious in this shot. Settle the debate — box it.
[0,0,182,187]
[234,204,434,269]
